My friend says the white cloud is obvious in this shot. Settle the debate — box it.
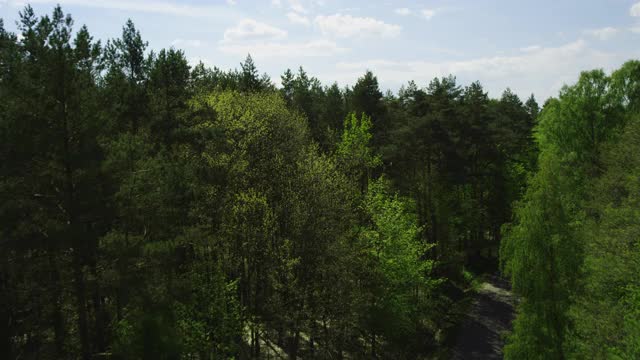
[270,0,310,14]
[219,39,346,58]
[421,9,436,20]
[287,11,310,26]
[337,7,359,12]
[222,19,287,43]
[631,2,640,16]
[218,16,344,59]
[520,45,542,53]
[171,39,204,48]
[288,0,307,14]
[584,27,618,40]
[330,40,621,101]
[630,25,640,33]
[6,0,231,18]
[314,14,401,39]
[226,0,236,5]
[394,7,438,20]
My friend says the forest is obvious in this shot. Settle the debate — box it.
[1,5,639,360]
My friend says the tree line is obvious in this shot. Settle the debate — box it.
[0,5,602,359]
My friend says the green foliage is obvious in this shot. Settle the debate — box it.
[362,178,433,287]
[336,112,382,191]
[173,258,242,359]
[501,63,639,359]
[358,177,439,356]
[501,151,578,359]
[570,116,640,359]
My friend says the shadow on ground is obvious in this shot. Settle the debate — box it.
[451,275,515,360]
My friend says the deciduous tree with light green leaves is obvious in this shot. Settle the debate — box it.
[336,112,382,193]
[501,68,627,359]
[358,178,439,357]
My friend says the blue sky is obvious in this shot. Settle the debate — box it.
[2,0,640,100]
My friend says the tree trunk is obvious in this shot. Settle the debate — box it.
[48,249,65,358]
[288,330,300,360]
[72,247,90,360]
[92,266,106,353]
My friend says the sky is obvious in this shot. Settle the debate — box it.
[2,0,640,101]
